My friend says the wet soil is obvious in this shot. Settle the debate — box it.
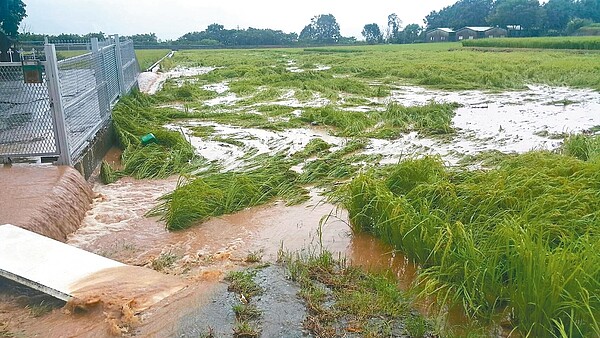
[177,265,309,337]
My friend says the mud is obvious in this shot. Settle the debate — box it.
[67,266,186,336]
[178,265,309,337]
[0,164,92,241]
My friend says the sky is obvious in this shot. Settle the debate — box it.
[21,0,457,41]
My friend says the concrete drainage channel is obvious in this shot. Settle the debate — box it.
[178,265,309,337]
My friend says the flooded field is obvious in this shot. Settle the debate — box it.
[2,45,600,337]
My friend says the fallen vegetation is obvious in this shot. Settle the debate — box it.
[341,141,600,337]
[279,249,433,337]
[149,154,308,230]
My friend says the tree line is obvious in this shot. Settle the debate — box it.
[425,0,600,36]
[2,0,599,59]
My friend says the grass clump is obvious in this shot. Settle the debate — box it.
[300,106,376,137]
[245,250,263,263]
[560,134,600,162]
[225,270,263,301]
[376,101,459,136]
[232,321,260,338]
[342,152,600,337]
[150,155,307,230]
[135,49,171,71]
[111,93,197,179]
[233,304,262,321]
[462,36,600,50]
[151,251,178,272]
[279,249,430,337]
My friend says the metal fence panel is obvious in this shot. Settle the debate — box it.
[120,40,139,93]
[101,46,120,104]
[0,37,139,164]
[57,53,106,161]
[0,63,59,157]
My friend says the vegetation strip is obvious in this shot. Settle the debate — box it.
[279,249,432,337]
[341,136,600,337]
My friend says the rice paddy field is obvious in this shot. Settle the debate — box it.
[462,36,600,50]
[111,42,600,337]
[56,49,170,70]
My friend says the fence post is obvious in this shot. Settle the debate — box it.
[113,34,126,95]
[91,38,110,120]
[44,44,72,166]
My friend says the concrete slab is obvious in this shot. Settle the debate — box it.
[0,223,124,301]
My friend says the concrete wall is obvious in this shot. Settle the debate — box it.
[73,122,116,180]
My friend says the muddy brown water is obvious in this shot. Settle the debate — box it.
[0,167,429,336]
[0,164,92,241]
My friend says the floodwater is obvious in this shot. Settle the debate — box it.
[0,164,92,241]
[2,65,596,336]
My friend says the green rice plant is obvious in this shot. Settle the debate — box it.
[300,106,376,136]
[150,155,307,230]
[154,82,217,103]
[560,134,600,162]
[100,160,121,184]
[293,138,332,159]
[170,44,600,92]
[189,125,215,138]
[462,36,600,50]
[110,93,199,179]
[341,152,600,337]
[135,49,171,71]
[377,101,459,136]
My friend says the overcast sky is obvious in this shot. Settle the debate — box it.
[21,0,457,41]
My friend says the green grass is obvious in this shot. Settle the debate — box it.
[56,49,170,71]
[341,151,600,337]
[135,49,171,70]
[149,155,308,230]
[462,36,600,50]
[560,134,600,162]
[167,44,600,91]
[225,270,263,301]
[107,93,203,180]
[279,249,432,337]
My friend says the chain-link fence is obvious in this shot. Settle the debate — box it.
[0,36,139,164]
[0,62,58,158]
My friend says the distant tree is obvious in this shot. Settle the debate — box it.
[83,32,106,40]
[575,0,600,23]
[425,0,493,30]
[362,23,382,44]
[299,14,341,44]
[177,24,297,46]
[128,33,159,45]
[402,24,423,43]
[565,17,594,35]
[0,0,26,61]
[488,0,545,30]
[542,0,576,31]
[386,13,403,42]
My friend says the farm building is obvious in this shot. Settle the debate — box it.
[426,28,456,42]
[456,27,507,40]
